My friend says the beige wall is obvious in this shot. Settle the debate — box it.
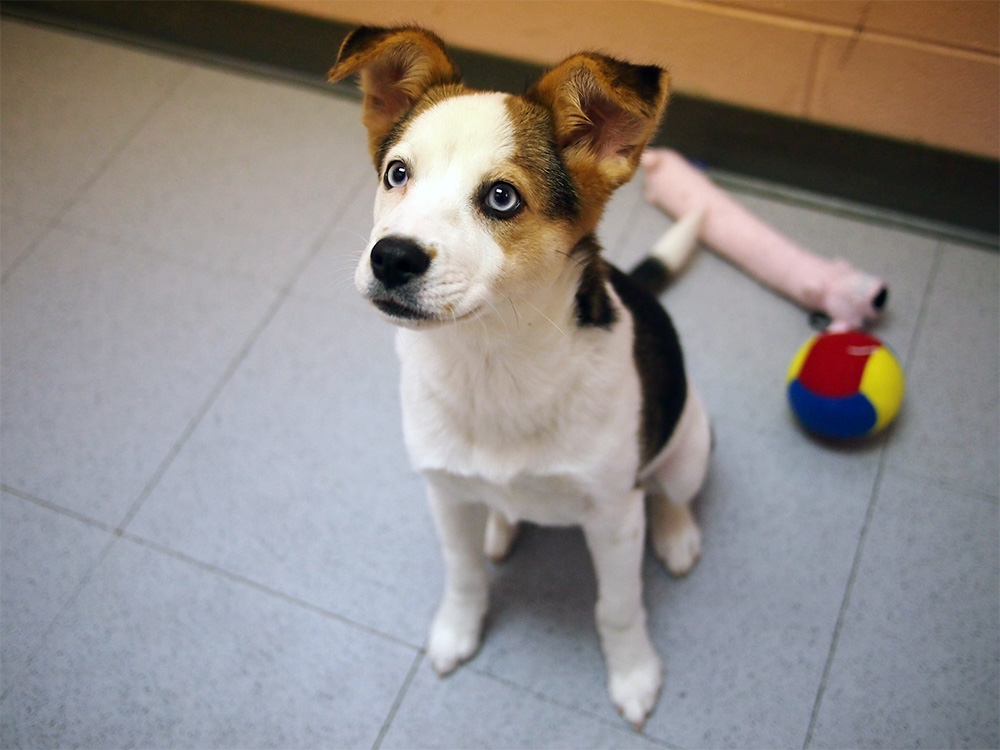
[255,0,999,158]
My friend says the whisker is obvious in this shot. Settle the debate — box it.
[514,295,567,339]
[474,308,492,342]
[555,248,588,269]
[484,297,510,338]
[506,297,521,332]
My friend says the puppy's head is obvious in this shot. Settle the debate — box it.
[330,26,669,328]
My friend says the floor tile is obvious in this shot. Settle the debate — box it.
[289,171,375,304]
[382,661,667,750]
[0,536,417,749]
[59,64,371,287]
[597,174,649,257]
[808,470,999,749]
[0,19,190,217]
[0,492,113,694]
[886,243,1000,496]
[0,229,277,524]
[127,289,442,645]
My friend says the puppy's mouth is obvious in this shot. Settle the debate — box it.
[372,296,432,321]
[369,294,480,327]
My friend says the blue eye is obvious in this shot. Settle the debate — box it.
[384,160,409,189]
[483,182,522,219]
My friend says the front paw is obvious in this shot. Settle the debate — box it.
[609,655,663,730]
[427,599,486,675]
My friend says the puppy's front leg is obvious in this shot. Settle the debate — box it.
[425,474,490,675]
[584,488,663,729]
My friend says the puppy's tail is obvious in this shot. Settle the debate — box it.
[628,208,705,295]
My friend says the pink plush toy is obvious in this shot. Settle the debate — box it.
[641,148,887,330]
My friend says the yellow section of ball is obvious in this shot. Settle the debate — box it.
[859,346,906,434]
[786,335,816,384]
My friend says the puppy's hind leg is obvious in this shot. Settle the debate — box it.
[425,475,490,675]
[647,387,711,577]
[484,510,520,562]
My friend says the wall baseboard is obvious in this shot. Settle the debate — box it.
[4,0,996,246]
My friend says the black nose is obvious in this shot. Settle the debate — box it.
[370,237,431,289]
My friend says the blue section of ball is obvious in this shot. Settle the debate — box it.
[787,380,878,440]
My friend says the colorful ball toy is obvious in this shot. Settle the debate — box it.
[786,330,905,440]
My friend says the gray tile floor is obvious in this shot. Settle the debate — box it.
[1,18,997,750]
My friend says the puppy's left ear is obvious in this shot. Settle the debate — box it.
[329,26,461,165]
[529,54,669,201]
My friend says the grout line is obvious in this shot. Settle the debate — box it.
[371,650,424,750]
[0,218,49,286]
[802,243,945,747]
[0,486,121,704]
[111,289,285,533]
[462,664,682,749]
[882,465,1000,507]
[0,68,192,286]
[897,243,945,379]
[0,484,117,535]
[0,514,123,705]
[118,529,422,653]
[802,448,887,748]
[0,499,420,705]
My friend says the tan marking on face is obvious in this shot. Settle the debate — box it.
[481,96,582,296]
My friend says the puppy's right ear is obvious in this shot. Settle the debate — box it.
[329,26,461,165]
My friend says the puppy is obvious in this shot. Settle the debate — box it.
[329,26,711,728]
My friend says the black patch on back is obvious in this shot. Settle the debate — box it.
[571,236,687,463]
[608,264,688,465]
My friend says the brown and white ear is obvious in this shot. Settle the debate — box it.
[329,26,461,165]
[528,53,669,208]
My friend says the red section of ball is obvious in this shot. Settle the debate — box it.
[797,331,882,398]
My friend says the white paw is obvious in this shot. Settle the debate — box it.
[608,656,663,730]
[427,600,485,675]
[654,518,702,577]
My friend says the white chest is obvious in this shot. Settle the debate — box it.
[395,304,644,516]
